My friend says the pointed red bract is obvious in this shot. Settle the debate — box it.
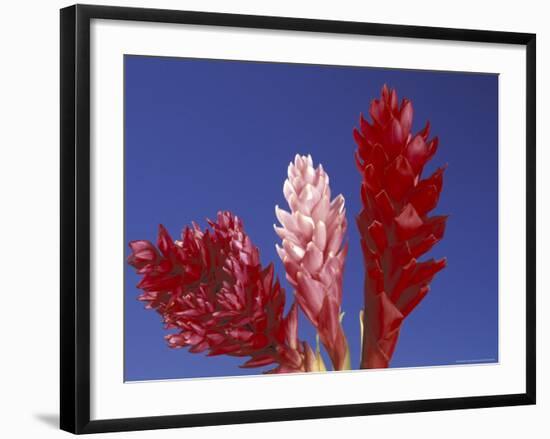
[354,85,448,369]
[128,211,314,373]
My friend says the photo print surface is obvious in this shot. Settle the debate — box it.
[124,55,498,381]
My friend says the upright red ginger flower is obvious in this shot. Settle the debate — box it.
[353,85,447,369]
[128,211,323,373]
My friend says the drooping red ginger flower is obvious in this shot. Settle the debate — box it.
[353,85,447,369]
[128,211,324,373]
[275,154,350,371]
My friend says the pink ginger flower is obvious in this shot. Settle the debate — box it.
[275,154,350,370]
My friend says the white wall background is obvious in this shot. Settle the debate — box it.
[0,0,546,437]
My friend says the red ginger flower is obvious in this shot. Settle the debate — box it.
[128,211,322,373]
[353,85,447,369]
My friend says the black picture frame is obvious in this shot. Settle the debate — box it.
[60,4,536,434]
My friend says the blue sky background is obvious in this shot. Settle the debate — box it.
[124,55,498,381]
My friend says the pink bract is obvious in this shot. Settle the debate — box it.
[275,154,350,370]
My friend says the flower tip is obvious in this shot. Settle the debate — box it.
[338,193,346,208]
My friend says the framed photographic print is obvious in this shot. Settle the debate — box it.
[60,4,536,434]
